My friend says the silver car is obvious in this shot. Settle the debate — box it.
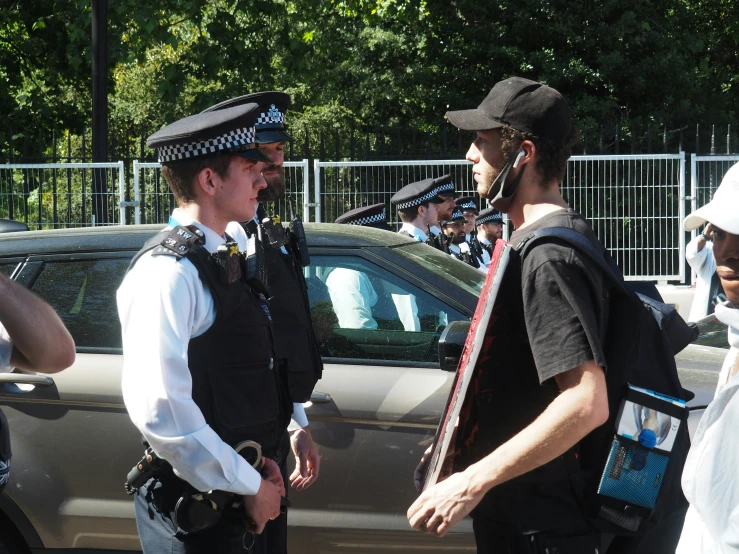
[0,224,727,553]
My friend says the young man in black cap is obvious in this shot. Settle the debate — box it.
[204,93,322,528]
[118,103,293,554]
[408,77,607,553]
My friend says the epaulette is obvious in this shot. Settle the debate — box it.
[152,225,206,259]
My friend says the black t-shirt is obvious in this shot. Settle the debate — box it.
[469,208,610,533]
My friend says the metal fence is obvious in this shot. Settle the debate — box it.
[690,155,739,223]
[314,154,686,281]
[130,160,310,225]
[0,162,124,228]
[312,159,477,223]
[563,154,686,282]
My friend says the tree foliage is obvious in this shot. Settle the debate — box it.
[1,0,737,152]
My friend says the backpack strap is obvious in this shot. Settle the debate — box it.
[516,227,630,296]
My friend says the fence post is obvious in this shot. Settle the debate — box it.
[118,160,126,225]
[728,124,732,154]
[678,151,686,282]
[313,159,322,223]
[689,153,697,284]
[133,160,141,224]
[301,159,310,221]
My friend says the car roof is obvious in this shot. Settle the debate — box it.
[0,222,416,257]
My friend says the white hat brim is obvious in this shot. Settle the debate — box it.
[683,201,739,234]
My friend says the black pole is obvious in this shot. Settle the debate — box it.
[92,0,109,224]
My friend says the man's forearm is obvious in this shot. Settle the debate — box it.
[465,362,608,496]
[0,274,75,372]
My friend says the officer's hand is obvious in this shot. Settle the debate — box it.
[243,479,281,534]
[262,458,285,497]
[289,426,321,491]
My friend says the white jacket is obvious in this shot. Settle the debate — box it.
[677,343,739,553]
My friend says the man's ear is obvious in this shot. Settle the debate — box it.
[196,167,218,198]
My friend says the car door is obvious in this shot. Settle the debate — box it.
[0,251,143,551]
[287,251,477,553]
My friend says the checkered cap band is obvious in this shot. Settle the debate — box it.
[460,200,477,210]
[396,186,447,210]
[346,211,386,226]
[437,182,455,193]
[477,213,502,224]
[256,104,286,128]
[157,127,257,163]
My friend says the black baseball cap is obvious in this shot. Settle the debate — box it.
[446,77,572,144]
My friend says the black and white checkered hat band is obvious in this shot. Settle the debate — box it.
[256,110,286,127]
[460,201,476,209]
[157,127,257,162]
[478,214,502,224]
[396,186,446,209]
[347,211,386,226]
[437,182,455,193]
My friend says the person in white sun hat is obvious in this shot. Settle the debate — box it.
[677,161,739,554]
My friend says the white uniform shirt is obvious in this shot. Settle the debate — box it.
[686,237,717,322]
[325,268,378,329]
[458,241,486,273]
[118,209,307,497]
[678,304,739,553]
[0,325,12,372]
[478,236,492,268]
[399,222,427,242]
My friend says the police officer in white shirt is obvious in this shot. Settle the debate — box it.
[456,196,487,271]
[391,178,448,249]
[204,94,322,545]
[118,103,301,553]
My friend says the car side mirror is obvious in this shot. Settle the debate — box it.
[438,320,470,372]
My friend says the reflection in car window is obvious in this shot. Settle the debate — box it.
[397,242,485,297]
[31,258,131,350]
[307,255,468,364]
[694,314,730,350]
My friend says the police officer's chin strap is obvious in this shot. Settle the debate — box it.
[483,150,526,212]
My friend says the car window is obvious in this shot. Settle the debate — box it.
[0,263,17,278]
[396,242,485,297]
[307,255,468,364]
[31,258,131,351]
[693,313,729,349]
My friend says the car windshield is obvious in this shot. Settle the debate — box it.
[395,242,485,297]
[693,313,729,349]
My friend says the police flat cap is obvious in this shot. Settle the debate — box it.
[147,103,273,164]
[391,178,450,210]
[202,91,292,143]
[456,196,479,213]
[442,207,466,225]
[435,175,458,198]
[335,203,389,230]
[477,207,505,225]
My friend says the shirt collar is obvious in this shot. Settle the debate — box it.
[170,208,227,254]
[400,222,427,242]
[479,236,491,246]
[429,225,441,236]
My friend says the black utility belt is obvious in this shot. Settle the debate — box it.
[125,440,289,533]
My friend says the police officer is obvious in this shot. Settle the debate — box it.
[427,175,458,242]
[334,202,390,230]
[473,207,506,267]
[441,208,482,270]
[456,196,487,270]
[118,104,293,553]
[390,177,449,251]
[204,93,321,507]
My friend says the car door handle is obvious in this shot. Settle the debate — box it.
[310,391,332,404]
[0,374,55,387]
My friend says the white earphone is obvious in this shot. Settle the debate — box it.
[513,150,525,169]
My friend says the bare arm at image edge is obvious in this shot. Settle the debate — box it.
[0,274,75,373]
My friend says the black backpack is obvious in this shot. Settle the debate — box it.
[519,227,698,538]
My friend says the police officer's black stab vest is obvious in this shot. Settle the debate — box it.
[130,226,292,460]
[244,210,323,403]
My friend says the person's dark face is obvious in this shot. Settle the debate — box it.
[257,142,285,202]
[444,222,465,244]
[712,226,739,305]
